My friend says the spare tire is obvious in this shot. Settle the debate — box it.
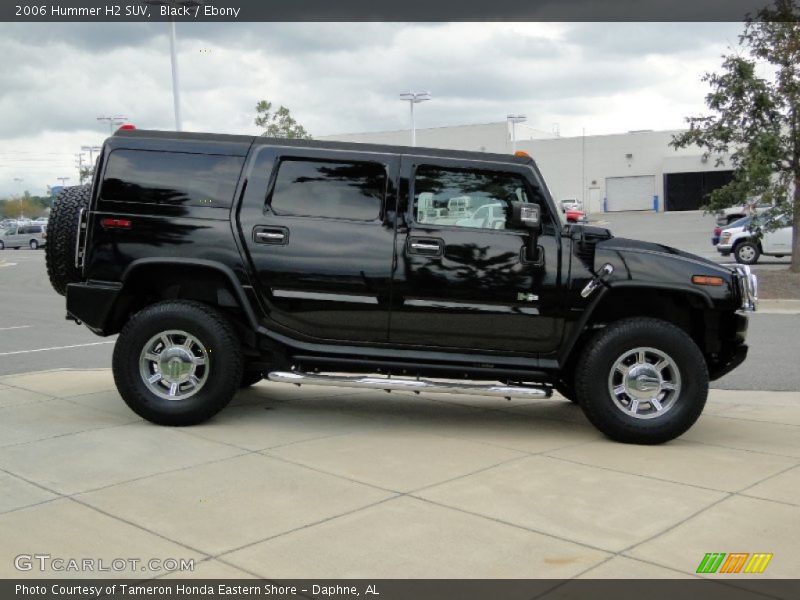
[45,185,90,296]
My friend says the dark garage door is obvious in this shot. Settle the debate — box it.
[665,170,733,211]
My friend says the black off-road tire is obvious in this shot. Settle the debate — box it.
[575,317,708,444]
[112,300,243,426]
[240,369,265,388]
[45,185,90,295]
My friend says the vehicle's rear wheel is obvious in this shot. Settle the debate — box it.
[45,184,90,296]
[29,240,38,250]
[575,317,708,444]
[112,300,243,426]
[240,369,265,388]
[734,241,760,265]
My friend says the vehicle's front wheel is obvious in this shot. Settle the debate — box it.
[112,300,243,426]
[575,317,708,444]
[734,241,760,265]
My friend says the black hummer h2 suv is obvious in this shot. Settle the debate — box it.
[45,129,757,444]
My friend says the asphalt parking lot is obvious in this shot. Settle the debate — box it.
[0,210,798,583]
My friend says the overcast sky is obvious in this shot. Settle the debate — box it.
[0,21,746,197]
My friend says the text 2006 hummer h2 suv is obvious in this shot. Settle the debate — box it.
[45,129,757,444]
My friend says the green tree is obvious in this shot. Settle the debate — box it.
[79,165,94,185]
[671,0,800,272]
[254,100,311,139]
[0,193,47,219]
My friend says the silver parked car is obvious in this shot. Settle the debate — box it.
[0,224,47,250]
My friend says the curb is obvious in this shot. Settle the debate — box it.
[756,299,800,314]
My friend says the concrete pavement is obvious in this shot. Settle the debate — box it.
[0,369,797,581]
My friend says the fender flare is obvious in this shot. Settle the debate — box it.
[120,258,261,330]
[557,281,713,367]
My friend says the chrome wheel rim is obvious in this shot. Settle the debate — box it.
[607,347,681,420]
[738,245,756,262]
[138,330,209,401]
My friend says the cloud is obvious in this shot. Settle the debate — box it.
[0,22,743,196]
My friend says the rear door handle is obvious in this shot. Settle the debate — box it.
[253,226,289,245]
[407,237,444,257]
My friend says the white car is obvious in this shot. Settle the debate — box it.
[717,215,793,264]
[560,198,581,213]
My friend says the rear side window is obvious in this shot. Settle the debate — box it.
[101,149,244,208]
[269,159,386,221]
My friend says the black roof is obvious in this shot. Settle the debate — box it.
[114,129,534,165]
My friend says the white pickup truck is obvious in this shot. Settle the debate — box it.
[717,214,794,264]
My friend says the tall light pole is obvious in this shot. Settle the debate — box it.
[399,91,431,147]
[13,178,24,218]
[80,145,102,184]
[507,114,527,153]
[81,145,102,165]
[144,1,202,132]
[75,153,84,184]
[97,116,128,136]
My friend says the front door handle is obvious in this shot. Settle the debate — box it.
[253,226,289,245]
[407,237,444,257]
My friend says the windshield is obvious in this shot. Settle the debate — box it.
[725,216,751,229]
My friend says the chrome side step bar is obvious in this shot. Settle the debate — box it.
[267,371,552,400]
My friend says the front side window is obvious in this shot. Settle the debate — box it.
[101,149,243,208]
[269,159,386,221]
[413,166,531,230]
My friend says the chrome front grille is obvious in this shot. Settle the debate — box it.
[733,264,758,312]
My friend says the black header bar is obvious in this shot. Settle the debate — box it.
[1,0,783,23]
[4,579,800,600]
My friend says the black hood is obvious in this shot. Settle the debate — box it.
[598,236,733,275]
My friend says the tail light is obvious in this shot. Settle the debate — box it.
[100,217,132,229]
[714,227,721,236]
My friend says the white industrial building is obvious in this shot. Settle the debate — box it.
[322,122,733,214]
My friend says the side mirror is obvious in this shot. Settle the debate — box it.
[509,201,541,231]
[508,201,543,265]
